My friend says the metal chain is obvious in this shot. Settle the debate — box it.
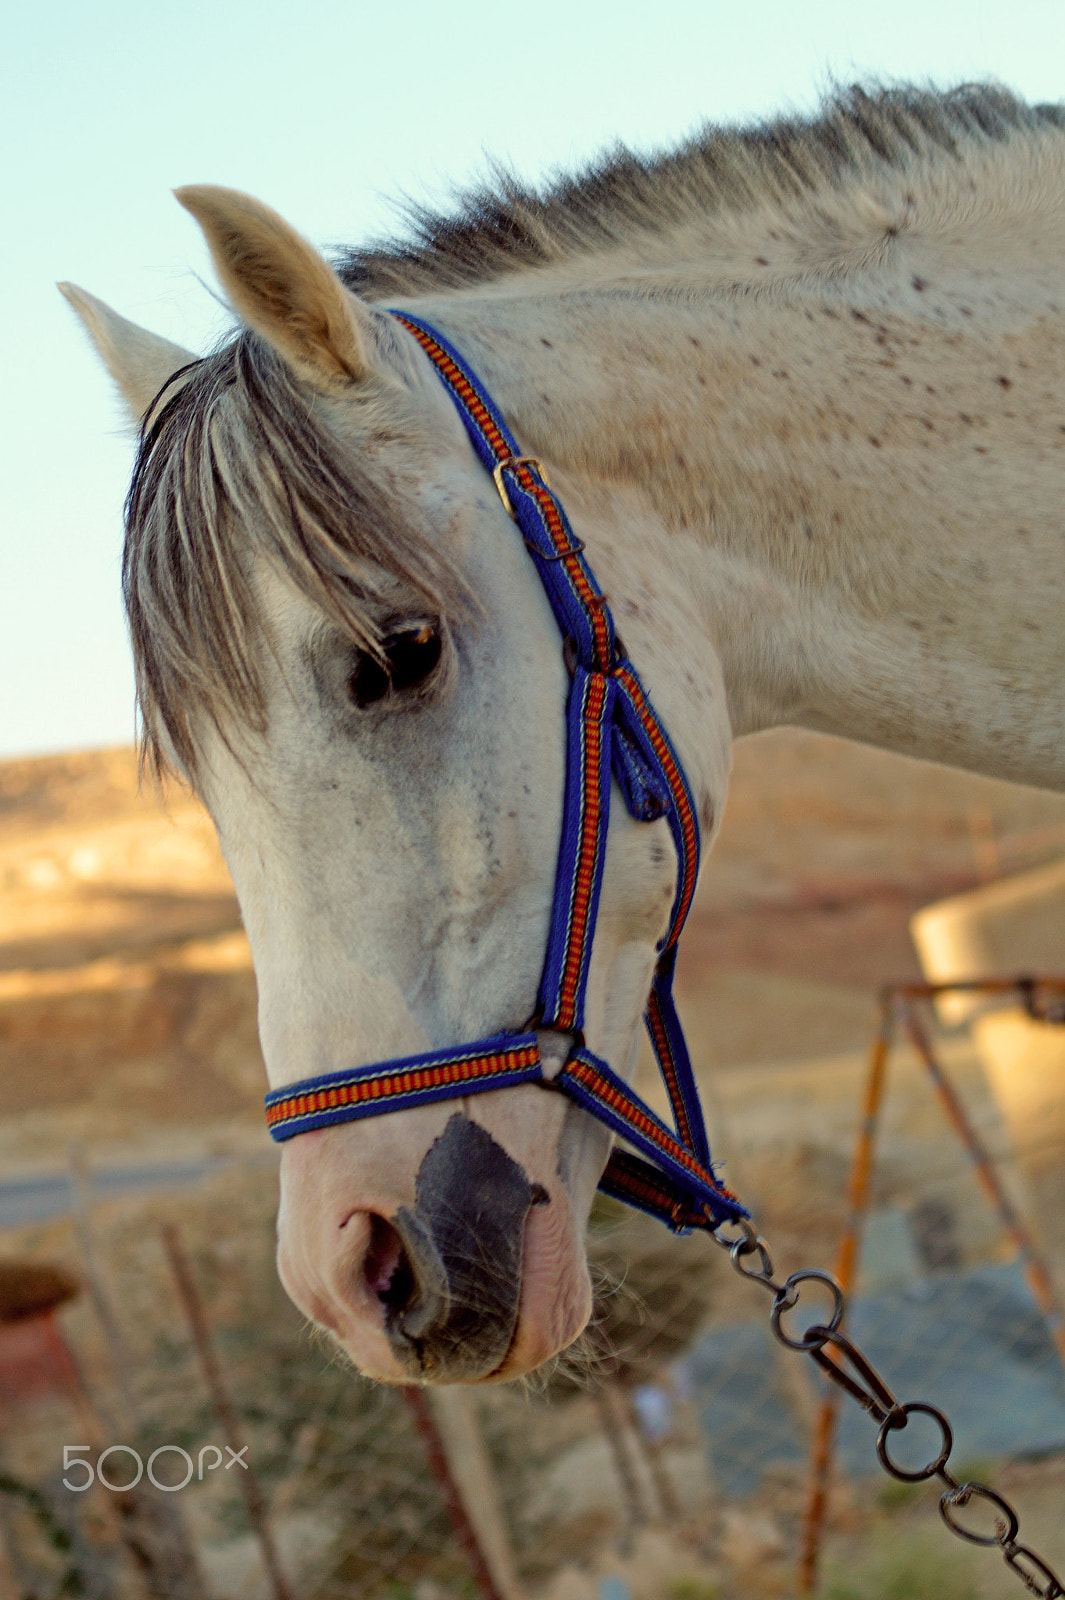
[708,1216,1065,1598]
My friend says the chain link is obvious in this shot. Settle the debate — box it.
[708,1220,1065,1597]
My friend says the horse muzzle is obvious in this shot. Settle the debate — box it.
[374,1113,548,1379]
[276,1103,593,1384]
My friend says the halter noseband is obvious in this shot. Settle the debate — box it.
[264,314,746,1234]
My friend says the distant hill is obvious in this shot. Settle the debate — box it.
[1,734,1064,1166]
[0,747,259,1158]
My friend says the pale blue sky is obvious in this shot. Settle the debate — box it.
[2,0,1061,758]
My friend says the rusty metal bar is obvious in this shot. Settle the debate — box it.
[903,1005,1065,1370]
[797,1000,896,1595]
[403,1386,508,1600]
[880,976,1065,1003]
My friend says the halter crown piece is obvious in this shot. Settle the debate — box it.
[264,315,746,1235]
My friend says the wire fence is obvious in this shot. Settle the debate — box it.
[2,997,1064,1600]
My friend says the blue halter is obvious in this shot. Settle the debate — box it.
[264,314,746,1234]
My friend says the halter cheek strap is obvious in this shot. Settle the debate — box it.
[264,313,746,1234]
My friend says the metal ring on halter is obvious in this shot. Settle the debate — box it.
[729,1228,777,1286]
[712,1218,756,1252]
[770,1269,846,1351]
[939,1482,1020,1547]
[492,455,551,518]
[876,1402,954,1483]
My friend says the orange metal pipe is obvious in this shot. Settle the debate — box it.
[797,1002,896,1595]
[880,976,1065,1004]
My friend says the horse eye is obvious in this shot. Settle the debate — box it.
[385,623,442,692]
[348,623,443,709]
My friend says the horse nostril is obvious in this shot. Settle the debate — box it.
[364,1214,416,1313]
[387,1115,540,1378]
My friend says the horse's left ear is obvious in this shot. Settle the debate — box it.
[58,283,198,426]
[175,185,376,390]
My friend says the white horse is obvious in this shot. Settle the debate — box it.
[61,86,1065,1386]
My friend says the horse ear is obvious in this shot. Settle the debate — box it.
[58,283,198,425]
[175,185,375,389]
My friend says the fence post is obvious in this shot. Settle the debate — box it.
[161,1223,294,1600]
[622,1390,682,1522]
[428,1387,525,1600]
[594,1385,651,1545]
[403,1385,509,1600]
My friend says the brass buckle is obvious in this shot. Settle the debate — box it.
[492,455,551,519]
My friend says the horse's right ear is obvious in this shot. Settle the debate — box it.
[174,186,377,391]
[58,283,198,427]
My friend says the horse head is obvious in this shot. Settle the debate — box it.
[61,187,732,1383]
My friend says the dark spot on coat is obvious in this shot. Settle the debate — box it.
[911,275,927,292]
[754,256,769,266]
[868,436,882,448]
[996,375,1012,389]
[689,335,701,348]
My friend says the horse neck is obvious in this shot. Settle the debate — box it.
[410,153,1065,789]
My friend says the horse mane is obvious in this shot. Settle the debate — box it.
[124,333,467,777]
[127,83,1064,777]
[338,83,1064,299]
